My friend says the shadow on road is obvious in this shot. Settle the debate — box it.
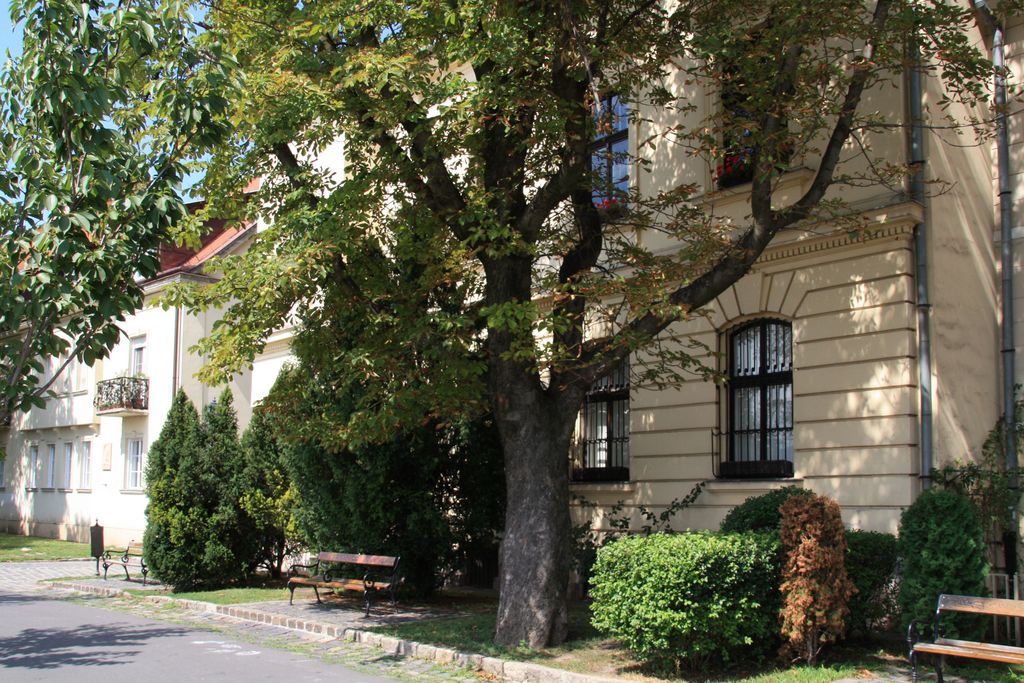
[0,593,43,605]
[0,621,190,669]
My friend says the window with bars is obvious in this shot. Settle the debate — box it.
[572,360,630,482]
[723,319,794,478]
[591,94,629,211]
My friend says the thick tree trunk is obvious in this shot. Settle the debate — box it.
[489,366,585,651]
[493,402,575,648]
[482,254,585,648]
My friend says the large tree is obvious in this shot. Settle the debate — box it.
[173,0,1006,646]
[0,0,235,423]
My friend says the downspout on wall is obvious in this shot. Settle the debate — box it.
[908,40,933,489]
[172,304,181,399]
[976,0,1018,569]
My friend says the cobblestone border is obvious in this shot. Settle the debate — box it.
[49,580,623,683]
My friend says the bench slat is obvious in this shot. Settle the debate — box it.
[935,638,1024,657]
[318,552,397,568]
[289,577,392,591]
[913,642,1024,665]
[937,594,1024,619]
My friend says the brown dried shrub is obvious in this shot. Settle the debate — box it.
[778,494,856,664]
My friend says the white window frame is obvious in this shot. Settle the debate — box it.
[125,438,145,490]
[63,443,73,489]
[129,336,146,377]
[46,444,56,488]
[28,445,38,488]
[79,440,92,489]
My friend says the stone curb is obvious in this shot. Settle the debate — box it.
[49,580,624,683]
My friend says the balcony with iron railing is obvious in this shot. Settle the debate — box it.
[94,377,149,416]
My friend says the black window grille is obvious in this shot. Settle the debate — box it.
[724,319,793,478]
[572,360,630,482]
[591,94,629,210]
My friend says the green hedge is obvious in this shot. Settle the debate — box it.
[719,486,813,533]
[845,530,899,637]
[898,489,989,638]
[589,532,781,672]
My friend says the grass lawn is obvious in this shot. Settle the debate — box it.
[0,532,91,562]
[125,580,291,605]
[369,594,1024,683]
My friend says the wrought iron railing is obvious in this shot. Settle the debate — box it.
[94,377,149,412]
[988,572,1023,645]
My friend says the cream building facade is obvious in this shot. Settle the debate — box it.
[1,11,1022,552]
[570,13,1023,540]
[0,221,254,547]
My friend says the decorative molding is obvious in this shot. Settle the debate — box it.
[258,337,293,358]
[756,202,920,265]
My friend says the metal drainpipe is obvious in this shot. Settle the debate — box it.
[976,0,1018,565]
[172,304,181,399]
[909,38,933,489]
[995,18,1018,500]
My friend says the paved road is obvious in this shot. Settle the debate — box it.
[0,563,478,683]
[0,590,398,682]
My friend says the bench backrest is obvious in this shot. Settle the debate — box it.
[319,551,398,569]
[938,594,1024,619]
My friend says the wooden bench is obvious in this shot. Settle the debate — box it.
[287,552,400,617]
[101,541,148,585]
[908,594,1024,682]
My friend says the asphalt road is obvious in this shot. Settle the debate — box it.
[0,590,397,682]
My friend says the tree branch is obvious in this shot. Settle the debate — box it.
[772,0,892,229]
[576,0,894,385]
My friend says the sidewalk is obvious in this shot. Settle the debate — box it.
[11,568,940,683]
[51,575,592,682]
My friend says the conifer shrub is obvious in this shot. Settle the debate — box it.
[270,366,505,596]
[778,494,855,664]
[898,489,989,638]
[589,532,781,673]
[719,486,813,533]
[144,389,204,588]
[845,530,899,637]
[199,390,250,582]
[144,389,249,590]
[238,406,299,578]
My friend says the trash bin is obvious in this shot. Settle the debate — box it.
[90,522,103,576]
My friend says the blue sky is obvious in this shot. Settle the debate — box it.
[1,9,21,59]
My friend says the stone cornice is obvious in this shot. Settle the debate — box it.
[756,201,920,265]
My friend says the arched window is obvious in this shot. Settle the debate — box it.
[724,319,793,478]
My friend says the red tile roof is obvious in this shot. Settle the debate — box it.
[151,200,253,281]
